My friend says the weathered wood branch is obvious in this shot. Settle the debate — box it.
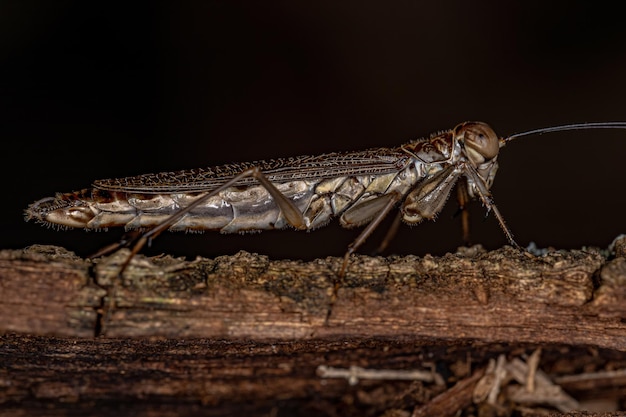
[2,242,626,347]
[2,239,626,416]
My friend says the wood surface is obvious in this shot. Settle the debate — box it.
[2,238,626,416]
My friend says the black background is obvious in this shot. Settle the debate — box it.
[2,1,625,261]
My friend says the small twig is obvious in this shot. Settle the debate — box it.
[472,354,509,415]
[526,347,542,393]
[316,365,441,386]
[412,368,485,417]
[554,368,626,387]
[506,357,579,412]
[489,354,508,405]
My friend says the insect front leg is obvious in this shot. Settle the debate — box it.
[461,164,519,248]
[373,173,474,255]
[456,177,472,245]
[99,167,308,275]
[402,164,463,224]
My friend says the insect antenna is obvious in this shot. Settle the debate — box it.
[504,121,626,143]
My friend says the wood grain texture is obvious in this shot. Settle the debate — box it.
[2,240,626,416]
[2,243,625,345]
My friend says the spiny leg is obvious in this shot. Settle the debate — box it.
[389,174,475,253]
[462,164,519,249]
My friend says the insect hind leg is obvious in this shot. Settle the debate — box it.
[88,230,143,259]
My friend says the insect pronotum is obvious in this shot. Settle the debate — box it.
[25,121,626,276]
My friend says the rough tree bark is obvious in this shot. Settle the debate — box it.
[1,238,626,416]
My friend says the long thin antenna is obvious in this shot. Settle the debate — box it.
[505,121,626,142]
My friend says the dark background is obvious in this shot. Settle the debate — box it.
[2,1,625,261]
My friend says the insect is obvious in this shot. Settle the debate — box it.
[25,121,626,276]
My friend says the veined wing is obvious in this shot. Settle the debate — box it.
[94,147,411,194]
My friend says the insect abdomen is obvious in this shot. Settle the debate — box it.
[26,168,419,233]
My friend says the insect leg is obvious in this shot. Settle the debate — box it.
[89,230,142,259]
[371,210,402,255]
[456,177,472,245]
[325,192,403,323]
[338,192,403,278]
[402,164,462,223]
[102,167,307,274]
[462,164,519,248]
[373,171,482,254]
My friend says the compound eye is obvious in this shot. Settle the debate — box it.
[456,122,499,164]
